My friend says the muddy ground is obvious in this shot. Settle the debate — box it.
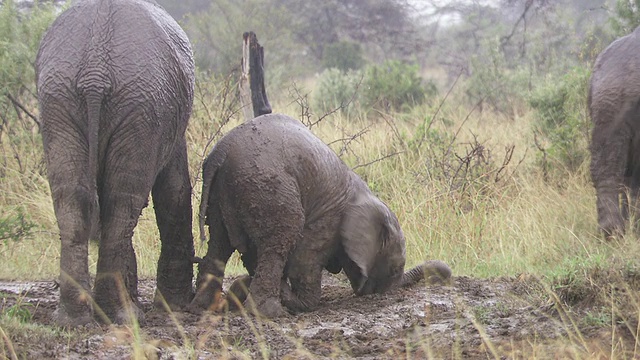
[0,272,638,359]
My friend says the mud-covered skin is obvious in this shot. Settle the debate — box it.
[36,0,195,325]
[191,114,448,317]
[589,27,640,239]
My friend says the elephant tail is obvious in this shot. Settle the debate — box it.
[198,146,227,243]
[401,260,452,287]
[84,89,104,241]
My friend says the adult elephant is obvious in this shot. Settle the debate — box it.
[36,0,195,325]
[589,27,640,239]
[189,114,451,317]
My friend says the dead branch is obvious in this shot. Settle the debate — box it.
[331,125,371,158]
[239,31,271,120]
[533,132,548,182]
[352,151,404,171]
[6,93,40,128]
[495,145,515,182]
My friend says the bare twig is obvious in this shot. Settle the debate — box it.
[332,125,371,158]
[6,93,40,128]
[289,73,364,129]
[287,82,314,127]
[500,0,534,52]
[495,145,515,182]
[533,132,548,182]
[352,151,404,171]
[377,110,406,149]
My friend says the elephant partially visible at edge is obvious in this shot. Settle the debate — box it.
[189,114,451,317]
[589,26,640,238]
[36,0,195,325]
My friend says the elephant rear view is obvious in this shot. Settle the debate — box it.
[589,27,640,238]
[36,0,195,325]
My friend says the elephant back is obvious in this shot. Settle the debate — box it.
[36,0,194,116]
[213,114,354,223]
[589,28,640,127]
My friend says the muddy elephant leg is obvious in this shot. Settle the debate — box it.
[51,185,95,326]
[189,201,233,313]
[94,187,149,323]
[246,243,298,318]
[281,265,322,314]
[244,204,304,318]
[281,239,325,313]
[152,141,195,310]
[93,145,156,324]
[42,103,94,326]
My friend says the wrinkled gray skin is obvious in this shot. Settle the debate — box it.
[190,114,451,317]
[589,26,640,239]
[36,0,195,325]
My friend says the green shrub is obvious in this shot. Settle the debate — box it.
[609,0,640,36]
[321,41,365,72]
[361,60,434,112]
[313,67,363,115]
[529,66,591,173]
[465,45,531,117]
[0,209,37,243]
[313,60,437,116]
[0,0,58,101]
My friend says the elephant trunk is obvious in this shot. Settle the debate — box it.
[400,260,452,287]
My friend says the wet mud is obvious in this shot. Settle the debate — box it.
[0,273,636,359]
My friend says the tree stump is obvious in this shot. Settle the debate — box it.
[239,31,272,120]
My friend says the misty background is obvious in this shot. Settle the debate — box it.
[148,0,622,103]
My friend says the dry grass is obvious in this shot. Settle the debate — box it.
[0,82,623,280]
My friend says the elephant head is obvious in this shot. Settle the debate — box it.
[338,176,452,295]
[339,179,406,295]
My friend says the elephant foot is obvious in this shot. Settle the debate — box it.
[53,306,93,327]
[187,272,223,314]
[55,282,94,327]
[95,297,145,325]
[156,259,195,310]
[598,209,625,240]
[114,302,145,326]
[153,286,194,312]
[246,295,286,318]
[601,223,625,240]
[280,280,315,314]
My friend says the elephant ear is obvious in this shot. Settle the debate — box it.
[340,192,399,277]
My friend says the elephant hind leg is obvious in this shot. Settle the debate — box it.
[42,104,96,326]
[189,198,233,313]
[152,141,195,310]
[591,144,628,238]
[51,183,96,326]
[94,168,155,324]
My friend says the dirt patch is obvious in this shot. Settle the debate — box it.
[0,273,637,359]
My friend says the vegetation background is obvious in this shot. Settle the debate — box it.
[2,1,640,353]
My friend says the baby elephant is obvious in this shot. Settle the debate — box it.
[190,114,450,317]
